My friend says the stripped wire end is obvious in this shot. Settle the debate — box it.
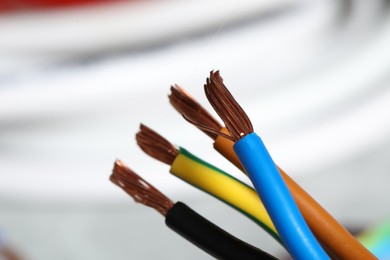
[204,70,253,141]
[169,84,222,140]
[136,124,178,165]
[110,160,174,216]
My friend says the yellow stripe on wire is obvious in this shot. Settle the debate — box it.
[170,148,280,242]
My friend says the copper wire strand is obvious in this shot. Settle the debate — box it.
[169,84,223,139]
[182,114,234,142]
[136,124,179,165]
[204,71,253,141]
[110,160,174,216]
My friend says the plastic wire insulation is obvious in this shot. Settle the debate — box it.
[165,202,278,260]
[214,128,244,171]
[215,128,377,260]
[170,148,281,242]
[234,133,329,260]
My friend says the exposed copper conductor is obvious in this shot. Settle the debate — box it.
[136,124,179,165]
[110,160,174,216]
[169,84,222,140]
[204,71,253,142]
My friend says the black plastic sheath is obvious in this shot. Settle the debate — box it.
[165,202,278,260]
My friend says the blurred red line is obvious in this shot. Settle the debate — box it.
[0,0,139,13]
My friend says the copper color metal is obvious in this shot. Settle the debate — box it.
[136,124,178,165]
[110,160,174,216]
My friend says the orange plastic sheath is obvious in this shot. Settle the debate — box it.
[214,128,376,260]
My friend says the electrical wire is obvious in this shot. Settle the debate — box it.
[169,80,378,260]
[136,124,282,243]
[173,147,280,241]
[214,131,379,260]
[110,160,278,260]
[204,70,329,260]
[170,85,223,140]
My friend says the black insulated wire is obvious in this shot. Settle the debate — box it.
[165,202,278,260]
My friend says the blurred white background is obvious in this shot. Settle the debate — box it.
[1,0,390,259]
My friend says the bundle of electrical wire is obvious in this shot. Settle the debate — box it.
[201,71,330,260]
[168,79,377,259]
[108,70,379,259]
[135,124,281,243]
[110,160,277,260]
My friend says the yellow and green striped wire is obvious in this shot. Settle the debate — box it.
[170,147,281,244]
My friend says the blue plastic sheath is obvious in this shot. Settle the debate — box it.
[234,133,329,260]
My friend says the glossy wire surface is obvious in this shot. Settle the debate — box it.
[111,160,278,259]
[234,133,329,260]
[170,148,281,242]
[214,128,377,260]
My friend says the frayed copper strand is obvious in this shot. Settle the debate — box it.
[182,115,234,142]
[136,124,179,165]
[204,71,253,142]
[169,85,223,139]
[110,160,174,216]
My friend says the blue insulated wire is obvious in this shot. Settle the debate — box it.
[234,133,329,260]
